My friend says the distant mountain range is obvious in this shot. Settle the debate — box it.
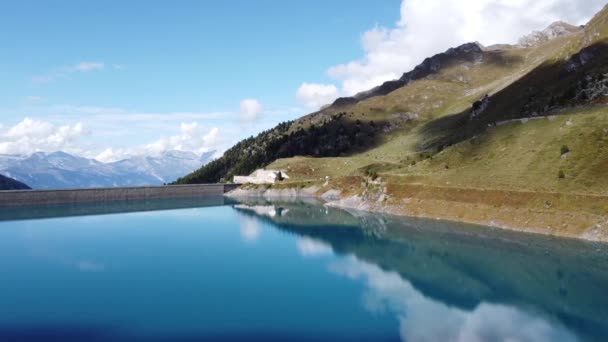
[0,150,215,189]
[0,174,30,190]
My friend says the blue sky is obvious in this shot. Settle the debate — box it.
[0,0,604,161]
[0,0,400,160]
[1,0,400,110]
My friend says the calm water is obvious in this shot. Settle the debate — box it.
[0,197,607,342]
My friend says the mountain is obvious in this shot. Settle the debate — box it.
[0,150,215,189]
[177,5,608,239]
[332,42,486,106]
[0,174,30,190]
[112,150,216,185]
[178,6,608,187]
[518,21,583,47]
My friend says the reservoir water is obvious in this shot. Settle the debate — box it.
[0,197,606,341]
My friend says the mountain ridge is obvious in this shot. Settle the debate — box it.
[332,42,486,107]
[176,5,608,240]
[178,13,605,185]
[0,174,30,190]
[1,150,215,189]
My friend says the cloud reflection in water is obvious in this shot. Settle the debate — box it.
[330,256,578,342]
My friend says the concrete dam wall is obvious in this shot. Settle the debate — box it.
[0,184,241,207]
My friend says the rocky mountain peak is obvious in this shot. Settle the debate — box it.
[518,21,582,47]
[331,42,486,107]
[400,42,484,81]
[445,42,485,55]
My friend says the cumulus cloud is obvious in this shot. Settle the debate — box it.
[0,118,223,162]
[94,123,221,163]
[94,147,132,163]
[0,118,89,155]
[0,115,223,162]
[32,61,106,83]
[0,102,231,161]
[296,83,340,109]
[145,123,221,154]
[240,99,263,123]
[298,0,606,107]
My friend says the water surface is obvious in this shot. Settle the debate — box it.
[0,197,606,341]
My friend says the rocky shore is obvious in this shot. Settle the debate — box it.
[227,183,608,242]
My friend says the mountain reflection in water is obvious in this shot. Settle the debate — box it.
[232,198,608,342]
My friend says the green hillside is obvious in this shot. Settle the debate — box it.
[179,5,607,185]
[177,5,608,237]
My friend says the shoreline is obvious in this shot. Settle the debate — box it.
[227,184,608,242]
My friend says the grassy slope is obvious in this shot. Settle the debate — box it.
[183,6,608,237]
[269,7,608,194]
[271,106,608,195]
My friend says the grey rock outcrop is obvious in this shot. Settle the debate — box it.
[470,94,491,120]
[331,42,485,106]
[518,21,582,47]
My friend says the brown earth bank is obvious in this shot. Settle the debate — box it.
[228,177,608,242]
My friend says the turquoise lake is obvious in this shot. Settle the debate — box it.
[0,197,607,341]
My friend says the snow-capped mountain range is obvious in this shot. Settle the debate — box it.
[0,150,216,189]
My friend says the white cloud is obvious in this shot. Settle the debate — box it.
[298,0,606,107]
[296,82,340,109]
[0,102,241,161]
[1,98,303,161]
[145,122,221,155]
[0,114,224,162]
[0,118,89,155]
[72,62,104,72]
[94,123,221,163]
[203,127,220,147]
[240,99,263,123]
[94,148,132,163]
[32,61,106,83]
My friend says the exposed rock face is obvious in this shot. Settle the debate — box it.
[470,94,491,120]
[399,42,484,84]
[226,185,318,198]
[331,97,359,107]
[574,74,608,101]
[564,44,602,73]
[518,21,582,47]
[331,42,485,106]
